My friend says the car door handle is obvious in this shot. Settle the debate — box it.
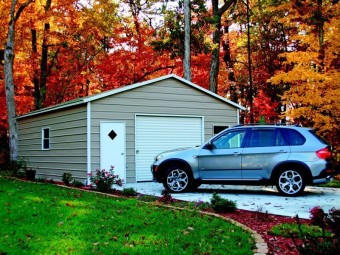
[278,150,288,153]
[233,152,241,156]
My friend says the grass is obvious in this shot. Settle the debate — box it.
[321,179,340,188]
[0,177,254,255]
[268,223,331,238]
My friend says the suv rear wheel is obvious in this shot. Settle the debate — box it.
[163,166,191,193]
[276,168,305,196]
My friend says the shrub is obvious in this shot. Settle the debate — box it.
[62,172,73,186]
[158,189,174,204]
[327,207,340,237]
[72,180,84,188]
[269,223,331,238]
[137,194,158,202]
[2,158,27,177]
[121,187,138,196]
[290,209,340,255]
[189,199,211,211]
[88,166,123,193]
[310,206,326,227]
[210,192,237,213]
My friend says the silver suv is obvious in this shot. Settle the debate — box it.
[151,125,334,196]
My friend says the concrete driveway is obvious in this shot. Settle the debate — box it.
[119,183,340,219]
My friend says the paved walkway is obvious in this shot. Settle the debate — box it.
[118,183,340,219]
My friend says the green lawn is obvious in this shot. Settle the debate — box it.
[321,179,340,188]
[0,177,254,255]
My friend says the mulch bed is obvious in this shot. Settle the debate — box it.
[221,209,310,255]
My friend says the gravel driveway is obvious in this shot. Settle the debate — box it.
[119,182,340,219]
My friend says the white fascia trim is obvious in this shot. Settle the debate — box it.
[86,102,91,185]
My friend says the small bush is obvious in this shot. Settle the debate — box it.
[88,166,123,193]
[137,194,158,202]
[289,209,340,255]
[327,207,340,237]
[2,159,27,177]
[210,192,237,213]
[158,189,174,204]
[62,172,73,186]
[121,187,138,196]
[72,180,84,188]
[269,223,331,238]
[310,206,326,227]
[35,177,46,183]
[189,200,211,211]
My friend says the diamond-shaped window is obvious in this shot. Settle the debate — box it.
[108,130,117,140]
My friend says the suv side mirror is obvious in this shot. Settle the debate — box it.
[205,141,214,150]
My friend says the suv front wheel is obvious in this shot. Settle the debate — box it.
[276,168,306,196]
[163,166,191,193]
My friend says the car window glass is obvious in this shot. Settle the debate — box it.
[285,129,306,145]
[275,130,287,146]
[212,130,246,149]
[247,129,281,147]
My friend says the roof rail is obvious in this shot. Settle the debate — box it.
[234,123,301,127]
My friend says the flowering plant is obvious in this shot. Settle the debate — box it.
[88,166,123,193]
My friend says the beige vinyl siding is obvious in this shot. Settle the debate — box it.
[90,78,238,183]
[18,106,87,182]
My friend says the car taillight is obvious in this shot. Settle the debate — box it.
[316,147,332,159]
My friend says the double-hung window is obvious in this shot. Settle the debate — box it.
[42,128,50,150]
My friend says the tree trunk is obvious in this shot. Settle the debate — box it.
[222,25,238,103]
[209,0,221,93]
[4,0,33,161]
[209,0,236,93]
[31,29,41,109]
[246,0,254,123]
[183,0,191,81]
[4,0,18,161]
[38,23,50,109]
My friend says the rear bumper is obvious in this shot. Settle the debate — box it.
[313,176,334,184]
[312,166,335,184]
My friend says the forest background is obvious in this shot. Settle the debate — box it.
[0,0,339,167]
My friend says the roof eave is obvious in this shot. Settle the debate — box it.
[16,99,86,119]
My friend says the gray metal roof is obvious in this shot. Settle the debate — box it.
[16,74,245,119]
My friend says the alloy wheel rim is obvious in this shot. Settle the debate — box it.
[167,169,188,192]
[278,170,303,195]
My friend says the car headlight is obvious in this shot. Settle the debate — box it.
[155,154,163,162]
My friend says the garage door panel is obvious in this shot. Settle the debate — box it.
[136,115,203,181]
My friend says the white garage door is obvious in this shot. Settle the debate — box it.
[135,115,203,181]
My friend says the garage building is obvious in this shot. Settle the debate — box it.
[17,75,245,184]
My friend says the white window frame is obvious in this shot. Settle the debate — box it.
[213,125,230,135]
[42,127,50,150]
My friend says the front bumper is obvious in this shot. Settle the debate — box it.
[151,164,162,183]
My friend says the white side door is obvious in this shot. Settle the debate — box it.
[100,122,126,182]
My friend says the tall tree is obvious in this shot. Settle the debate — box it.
[270,0,340,149]
[209,0,236,93]
[4,0,33,161]
[184,0,191,81]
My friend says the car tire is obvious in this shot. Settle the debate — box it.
[163,166,191,193]
[275,168,305,196]
[190,182,201,191]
